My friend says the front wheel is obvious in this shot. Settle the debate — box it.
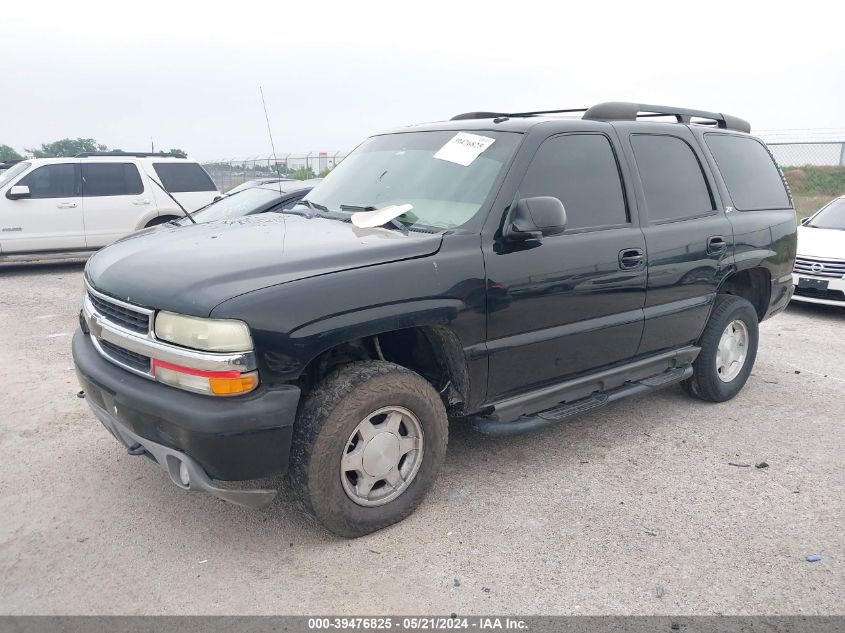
[683,294,759,402]
[289,361,448,537]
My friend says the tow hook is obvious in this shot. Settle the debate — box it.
[127,443,146,456]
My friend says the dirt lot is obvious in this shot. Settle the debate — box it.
[0,261,843,615]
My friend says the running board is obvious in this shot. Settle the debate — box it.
[471,365,693,437]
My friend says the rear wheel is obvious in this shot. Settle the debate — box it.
[683,294,759,402]
[289,361,448,537]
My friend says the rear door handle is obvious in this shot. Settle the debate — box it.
[56,202,77,209]
[132,198,151,206]
[707,235,727,255]
[619,248,645,270]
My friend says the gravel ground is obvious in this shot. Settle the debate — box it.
[0,261,843,615]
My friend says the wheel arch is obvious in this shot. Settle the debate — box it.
[716,267,771,322]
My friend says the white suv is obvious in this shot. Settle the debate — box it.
[0,152,219,261]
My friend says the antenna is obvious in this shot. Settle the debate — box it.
[259,86,284,195]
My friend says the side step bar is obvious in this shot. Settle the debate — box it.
[471,365,693,437]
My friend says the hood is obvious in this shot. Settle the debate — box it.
[86,214,443,316]
[797,225,845,260]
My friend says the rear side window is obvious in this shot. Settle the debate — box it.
[18,164,79,199]
[82,163,144,197]
[153,163,216,193]
[519,134,628,230]
[704,134,791,211]
[631,134,714,222]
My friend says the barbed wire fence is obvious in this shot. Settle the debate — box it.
[202,152,347,192]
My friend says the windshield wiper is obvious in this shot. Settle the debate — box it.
[300,199,328,212]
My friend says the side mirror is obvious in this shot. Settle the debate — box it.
[7,185,30,200]
[800,217,811,226]
[505,196,567,242]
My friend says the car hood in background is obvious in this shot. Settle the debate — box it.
[797,225,845,260]
[85,214,443,316]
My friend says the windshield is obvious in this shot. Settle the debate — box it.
[0,161,31,190]
[808,198,845,230]
[181,186,283,224]
[302,130,520,229]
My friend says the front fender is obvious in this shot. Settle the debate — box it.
[209,233,488,402]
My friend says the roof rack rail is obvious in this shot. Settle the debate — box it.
[450,102,750,133]
[582,102,750,133]
[74,151,186,158]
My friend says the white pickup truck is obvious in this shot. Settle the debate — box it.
[0,152,219,261]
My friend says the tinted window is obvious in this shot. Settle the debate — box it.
[705,134,791,211]
[18,164,78,199]
[631,134,714,222]
[82,163,144,197]
[153,163,216,193]
[519,134,628,230]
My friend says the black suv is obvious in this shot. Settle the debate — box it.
[73,102,797,537]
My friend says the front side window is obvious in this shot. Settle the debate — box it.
[807,198,845,230]
[518,134,628,230]
[704,134,791,211]
[0,161,31,190]
[17,164,79,199]
[303,130,521,230]
[153,163,217,193]
[82,163,144,197]
[631,134,714,222]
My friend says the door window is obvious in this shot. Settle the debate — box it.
[82,163,144,197]
[631,134,715,222]
[17,164,79,199]
[519,134,628,230]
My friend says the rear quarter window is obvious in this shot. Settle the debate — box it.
[152,163,216,193]
[704,134,791,211]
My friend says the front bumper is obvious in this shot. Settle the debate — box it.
[73,329,300,483]
[791,272,845,306]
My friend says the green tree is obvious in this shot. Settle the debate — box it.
[318,166,333,178]
[290,167,316,180]
[0,144,22,161]
[26,138,108,158]
[168,148,187,158]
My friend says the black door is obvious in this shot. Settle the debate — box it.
[618,126,734,356]
[483,131,647,401]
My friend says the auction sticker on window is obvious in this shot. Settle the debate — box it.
[433,132,496,166]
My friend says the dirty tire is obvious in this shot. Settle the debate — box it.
[289,361,448,538]
[683,294,759,402]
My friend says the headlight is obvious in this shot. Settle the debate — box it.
[154,311,253,352]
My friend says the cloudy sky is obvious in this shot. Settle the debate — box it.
[2,0,843,160]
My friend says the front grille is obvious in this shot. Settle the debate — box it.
[794,256,845,279]
[794,286,845,302]
[89,292,150,333]
[99,339,152,373]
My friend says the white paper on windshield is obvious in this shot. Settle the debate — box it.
[433,132,496,166]
[351,204,414,228]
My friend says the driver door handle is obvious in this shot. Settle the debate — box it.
[619,248,646,270]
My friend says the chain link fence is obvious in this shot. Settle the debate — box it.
[764,141,845,217]
[202,152,347,192]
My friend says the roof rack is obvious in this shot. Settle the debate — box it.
[450,101,751,133]
[74,151,186,158]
